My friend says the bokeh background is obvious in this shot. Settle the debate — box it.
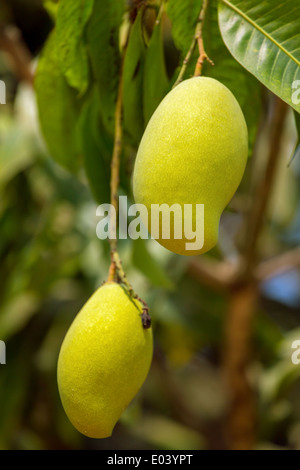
[0,0,300,450]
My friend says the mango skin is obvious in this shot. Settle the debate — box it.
[133,77,248,255]
[57,282,153,439]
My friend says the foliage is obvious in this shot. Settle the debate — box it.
[0,0,300,451]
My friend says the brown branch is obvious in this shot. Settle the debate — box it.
[107,68,124,283]
[239,97,289,279]
[172,0,212,88]
[255,246,300,282]
[222,281,258,450]
[106,24,151,327]
[193,1,214,77]
[222,95,289,450]
[187,257,237,292]
[0,26,34,85]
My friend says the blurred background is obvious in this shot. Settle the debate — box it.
[0,0,300,450]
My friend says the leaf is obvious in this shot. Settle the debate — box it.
[0,116,36,188]
[132,238,173,289]
[0,293,40,341]
[56,0,94,95]
[143,16,170,124]
[218,0,300,114]
[166,0,202,54]
[86,0,124,134]
[123,9,146,144]
[77,87,112,204]
[35,32,82,173]
[203,0,262,154]
[44,0,59,21]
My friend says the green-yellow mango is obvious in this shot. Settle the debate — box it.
[57,282,153,439]
[133,77,248,255]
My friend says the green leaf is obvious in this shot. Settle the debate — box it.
[35,32,82,173]
[56,0,94,95]
[132,238,173,289]
[218,0,300,114]
[203,0,262,154]
[0,293,40,341]
[44,0,59,21]
[123,9,146,144]
[143,16,170,124]
[86,0,124,133]
[0,115,36,188]
[77,87,112,204]
[167,0,202,54]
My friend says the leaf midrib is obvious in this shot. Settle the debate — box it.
[219,0,300,67]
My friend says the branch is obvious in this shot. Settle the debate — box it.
[193,0,214,77]
[255,246,300,282]
[187,257,237,292]
[107,63,124,281]
[222,281,258,450]
[239,97,289,279]
[172,0,213,88]
[106,24,151,328]
[222,96,289,450]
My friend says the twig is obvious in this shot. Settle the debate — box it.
[0,26,34,85]
[193,0,214,77]
[255,246,300,282]
[107,66,124,282]
[187,257,237,292]
[106,24,151,329]
[172,0,213,88]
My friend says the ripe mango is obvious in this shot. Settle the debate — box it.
[57,282,153,439]
[133,77,248,255]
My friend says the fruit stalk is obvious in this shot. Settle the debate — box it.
[107,70,124,282]
[173,0,213,88]
[106,20,151,327]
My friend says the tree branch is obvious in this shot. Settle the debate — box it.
[239,97,289,279]
[255,246,300,282]
[187,257,237,292]
[172,0,212,88]
[222,96,289,450]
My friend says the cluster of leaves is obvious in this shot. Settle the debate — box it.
[1,0,300,450]
[35,0,300,202]
[35,0,171,206]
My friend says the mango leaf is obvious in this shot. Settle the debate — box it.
[86,0,124,134]
[166,0,202,54]
[123,9,146,145]
[0,293,40,341]
[35,32,82,173]
[218,0,300,114]
[203,0,261,154]
[143,16,170,124]
[132,238,173,289]
[56,0,94,95]
[77,87,112,204]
